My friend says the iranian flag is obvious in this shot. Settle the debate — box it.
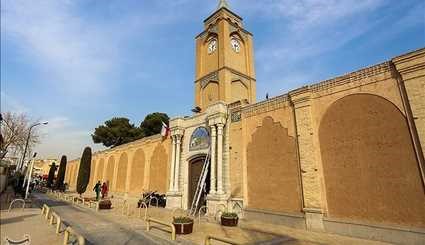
[160,121,170,137]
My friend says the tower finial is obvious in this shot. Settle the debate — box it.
[217,0,230,10]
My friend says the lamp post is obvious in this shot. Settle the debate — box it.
[24,152,37,199]
[18,121,48,171]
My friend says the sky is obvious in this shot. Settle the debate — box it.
[1,0,424,160]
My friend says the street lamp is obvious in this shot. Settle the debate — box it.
[18,121,48,171]
[24,152,37,199]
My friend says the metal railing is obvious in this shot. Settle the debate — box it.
[138,201,149,220]
[146,218,176,241]
[63,227,85,245]
[4,234,30,245]
[121,200,130,216]
[198,205,208,225]
[8,199,25,212]
[204,235,244,245]
[215,204,227,222]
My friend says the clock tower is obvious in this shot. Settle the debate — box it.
[194,0,256,110]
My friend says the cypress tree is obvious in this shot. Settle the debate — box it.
[76,147,92,195]
[47,162,57,188]
[55,155,67,191]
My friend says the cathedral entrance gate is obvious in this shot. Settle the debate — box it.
[188,154,211,215]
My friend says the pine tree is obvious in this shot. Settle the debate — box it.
[76,147,92,195]
[55,155,67,191]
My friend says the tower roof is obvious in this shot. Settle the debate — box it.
[217,0,230,10]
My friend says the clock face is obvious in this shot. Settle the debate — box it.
[231,38,240,53]
[208,39,217,54]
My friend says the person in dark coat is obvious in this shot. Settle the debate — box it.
[93,181,101,200]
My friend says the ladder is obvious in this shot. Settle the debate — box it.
[189,149,211,216]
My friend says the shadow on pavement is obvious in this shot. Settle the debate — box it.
[0,214,39,225]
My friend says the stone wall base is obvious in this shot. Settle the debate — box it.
[206,194,229,216]
[243,208,425,244]
[244,208,306,229]
[304,208,324,232]
[323,217,425,245]
[166,192,182,209]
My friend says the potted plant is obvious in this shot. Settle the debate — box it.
[172,216,194,235]
[98,199,112,209]
[221,212,239,227]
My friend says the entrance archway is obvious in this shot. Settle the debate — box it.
[188,155,210,209]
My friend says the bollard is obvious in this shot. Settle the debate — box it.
[63,227,85,245]
[146,218,176,241]
[51,212,63,234]
[45,206,51,220]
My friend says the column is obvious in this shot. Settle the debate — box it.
[168,136,176,192]
[210,125,217,194]
[217,123,224,195]
[174,135,182,192]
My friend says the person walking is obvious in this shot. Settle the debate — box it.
[93,181,101,200]
[101,182,108,199]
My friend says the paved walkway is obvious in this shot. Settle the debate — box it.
[0,187,62,244]
[1,189,392,245]
[42,192,391,245]
[35,193,190,245]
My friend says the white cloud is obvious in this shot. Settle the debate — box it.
[36,116,105,159]
[1,0,118,95]
[229,0,398,94]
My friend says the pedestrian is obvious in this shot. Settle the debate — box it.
[101,182,108,199]
[93,181,101,200]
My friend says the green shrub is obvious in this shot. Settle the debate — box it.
[173,216,194,224]
[47,162,57,188]
[55,155,67,190]
[76,147,92,195]
[221,212,238,218]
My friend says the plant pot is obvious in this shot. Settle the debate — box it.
[98,200,112,209]
[221,216,238,227]
[173,221,194,235]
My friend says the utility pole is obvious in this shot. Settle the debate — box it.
[18,121,48,171]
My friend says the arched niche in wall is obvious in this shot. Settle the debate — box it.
[202,81,219,107]
[89,159,97,188]
[319,93,425,228]
[116,153,128,193]
[149,144,169,193]
[105,156,115,191]
[96,159,105,183]
[231,79,248,103]
[130,149,146,195]
[246,116,302,213]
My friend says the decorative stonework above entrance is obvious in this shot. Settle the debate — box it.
[190,127,210,151]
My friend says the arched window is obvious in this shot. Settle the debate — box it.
[190,127,210,151]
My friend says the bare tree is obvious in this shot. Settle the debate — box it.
[0,112,40,162]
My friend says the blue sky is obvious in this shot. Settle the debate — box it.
[1,0,424,159]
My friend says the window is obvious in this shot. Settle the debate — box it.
[190,127,210,151]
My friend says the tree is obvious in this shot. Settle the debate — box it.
[47,162,57,188]
[55,155,67,191]
[92,117,143,148]
[0,112,40,161]
[76,147,92,196]
[140,113,169,137]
